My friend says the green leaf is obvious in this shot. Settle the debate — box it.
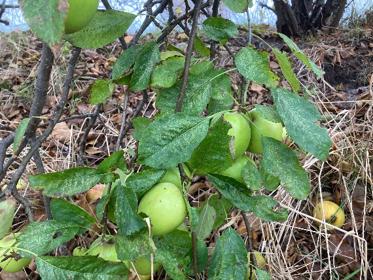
[98,150,126,173]
[132,117,152,141]
[205,195,233,229]
[20,0,66,46]
[273,48,301,92]
[208,228,247,280]
[261,137,310,199]
[156,249,187,280]
[156,67,227,116]
[278,33,324,79]
[259,163,280,191]
[36,256,128,280]
[208,72,234,114]
[235,46,279,88]
[194,36,210,57]
[208,174,287,221]
[241,159,262,191]
[13,118,30,152]
[18,221,81,257]
[196,204,216,240]
[50,199,95,233]
[189,118,233,173]
[256,269,272,280]
[137,113,210,169]
[194,238,208,273]
[160,51,184,61]
[151,57,185,88]
[29,167,105,196]
[65,10,136,49]
[89,79,114,105]
[222,0,251,12]
[203,17,238,44]
[0,199,16,239]
[114,183,146,236]
[112,45,140,80]
[130,42,160,91]
[115,231,154,261]
[271,88,331,160]
[254,105,281,123]
[154,230,192,260]
[126,169,166,195]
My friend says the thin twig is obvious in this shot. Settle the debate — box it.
[0,134,14,174]
[116,88,129,150]
[5,48,81,221]
[175,0,204,113]
[130,0,169,47]
[157,1,210,43]
[78,104,102,165]
[241,211,256,279]
[32,143,52,220]
[210,0,220,61]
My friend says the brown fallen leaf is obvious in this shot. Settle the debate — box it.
[50,122,71,143]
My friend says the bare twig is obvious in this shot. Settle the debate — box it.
[210,0,221,61]
[116,89,129,150]
[78,104,102,165]
[32,143,52,220]
[0,44,54,186]
[0,134,14,174]
[241,212,256,279]
[5,47,81,221]
[157,1,210,43]
[175,0,204,113]
[130,0,169,47]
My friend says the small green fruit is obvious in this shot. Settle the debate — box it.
[64,0,99,34]
[133,255,161,276]
[138,183,187,236]
[159,167,182,188]
[0,234,31,273]
[224,112,251,158]
[72,246,88,256]
[98,243,120,263]
[220,156,250,183]
[248,109,283,154]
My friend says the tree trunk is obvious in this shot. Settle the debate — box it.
[271,0,347,37]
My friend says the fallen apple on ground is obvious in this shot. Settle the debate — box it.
[138,182,187,236]
[313,201,345,229]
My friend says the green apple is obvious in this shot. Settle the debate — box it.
[220,156,251,183]
[64,0,99,34]
[133,255,161,276]
[72,246,88,257]
[138,182,187,236]
[0,233,31,273]
[159,167,182,188]
[248,109,283,154]
[224,112,251,158]
[247,251,266,280]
